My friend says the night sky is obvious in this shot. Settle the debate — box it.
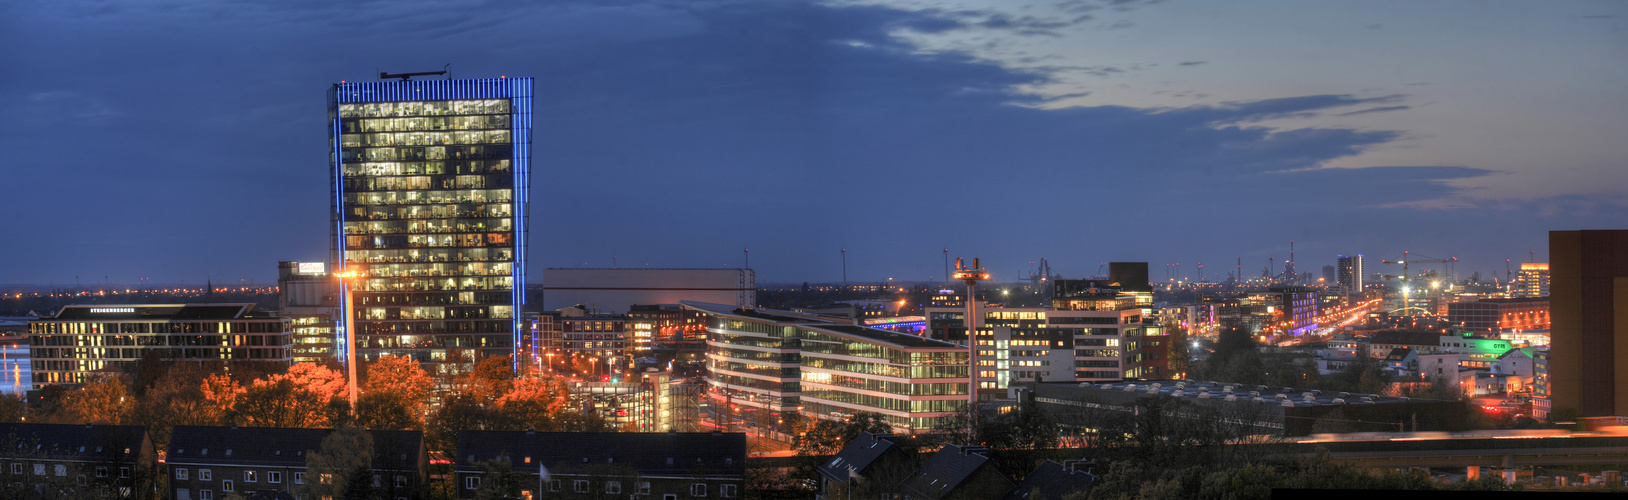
[2,0,1624,286]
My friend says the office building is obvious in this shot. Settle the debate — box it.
[685,301,970,434]
[1267,286,1319,335]
[330,77,532,370]
[1513,262,1551,298]
[1322,265,1336,286]
[926,280,1148,397]
[28,304,292,387]
[277,261,338,362]
[1445,297,1550,335]
[1337,255,1365,300]
[1549,230,1628,417]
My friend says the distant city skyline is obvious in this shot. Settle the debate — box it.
[2,0,1621,285]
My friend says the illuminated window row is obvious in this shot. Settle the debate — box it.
[344,160,511,177]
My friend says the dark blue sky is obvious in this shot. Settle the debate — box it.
[2,0,1624,286]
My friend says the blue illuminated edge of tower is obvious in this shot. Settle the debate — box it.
[327,77,534,369]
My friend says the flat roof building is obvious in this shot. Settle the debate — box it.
[1445,297,1549,335]
[542,268,755,312]
[1025,379,1466,436]
[28,304,291,388]
[330,77,533,371]
[278,261,338,363]
[685,301,970,434]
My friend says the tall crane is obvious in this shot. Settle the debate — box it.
[1380,251,1458,315]
[1021,258,1054,287]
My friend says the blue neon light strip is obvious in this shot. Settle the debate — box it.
[329,77,534,367]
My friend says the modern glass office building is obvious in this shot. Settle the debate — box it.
[329,77,532,371]
[684,301,969,434]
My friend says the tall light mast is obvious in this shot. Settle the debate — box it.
[952,257,989,425]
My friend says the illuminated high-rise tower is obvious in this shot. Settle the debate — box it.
[329,76,532,372]
[1336,254,1364,300]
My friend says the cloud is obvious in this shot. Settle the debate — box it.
[0,0,1532,284]
[1178,60,1206,66]
[1337,105,1411,116]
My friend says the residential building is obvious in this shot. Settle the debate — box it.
[330,76,533,371]
[541,268,754,312]
[898,445,1014,500]
[1002,461,1097,500]
[277,261,338,363]
[1445,297,1550,335]
[27,304,292,387]
[1549,230,1628,417]
[816,432,914,500]
[454,430,745,500]
[1418,353,1461,387]
[0,423,150,499]
[686,301,970,434]
[1513,262,1551,298]
[167,426,425,500]
[1382,347,1418,374]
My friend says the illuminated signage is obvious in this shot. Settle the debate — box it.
[90,308,135,314]
[297,262,326,275]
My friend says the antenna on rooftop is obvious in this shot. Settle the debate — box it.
[380,65,450,81]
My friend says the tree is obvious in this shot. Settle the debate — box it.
[494,376,572,429]
[271,362,349,402]
[469,456,530,500]
[363,355,432,409]
[356,391,420,431]
[0,395,24,423]
[298,427,375,500]
[465,355,516,403]
[57,376,129,425]
[232,378,331,428]
[130,350,167,397]
[199,373,244,422]
[1166,326,1191,377]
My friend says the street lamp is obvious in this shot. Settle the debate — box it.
[334,268,363,413]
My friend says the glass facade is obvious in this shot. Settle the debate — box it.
[690,302,970,434]
[330,78,532,370]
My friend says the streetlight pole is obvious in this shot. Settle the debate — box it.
[336,269,362,413]
[951,257,989,435]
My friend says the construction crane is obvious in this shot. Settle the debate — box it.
[1380,251,1458,315]
[1021,258,1054,287]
